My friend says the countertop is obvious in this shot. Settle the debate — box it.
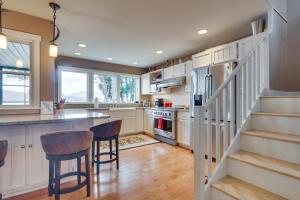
[0,109,110,126]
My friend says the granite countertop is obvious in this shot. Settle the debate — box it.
[0,109,110,126]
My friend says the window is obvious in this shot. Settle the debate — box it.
[120,76,139,103]
[0,41,31,105]
[60,71,88,103]
[93,74,117,103]
[58,67,140,104]
[0,29,41,108]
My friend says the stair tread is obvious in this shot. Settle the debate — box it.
[261,96,300,99]
[252,112,300,118]
[229,151,300,179]
[241,130,300,144]
[212,176,287,200]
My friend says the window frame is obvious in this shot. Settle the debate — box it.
[0,29,41,109]
[57,66,140,104]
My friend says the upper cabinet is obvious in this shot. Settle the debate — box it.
[163,66,173,80]
[211,42,238,65]
[192,50,212,69]
[163,63,186,80]
[192,42,238,69]
[141,73,151,95]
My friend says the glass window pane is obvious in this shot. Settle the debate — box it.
[2,86,30,105]
[61,71,88,103]
[0,40,31,106]
[93,74,117,103]
[120,76,139,103]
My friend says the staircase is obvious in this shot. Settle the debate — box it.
[211,96,300,200]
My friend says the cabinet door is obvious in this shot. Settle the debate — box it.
[185,61,193,92]
[173,63,186,77]
[163,66,174,80]
[123,118,136,134]
[93,118,109,126]
[192,50,212,69]
[26,123,72,186]
[141,73,150,95]
[177,113,191,148]
[212,42,238,65]
[136,109,144,132]
[0,126,26,193]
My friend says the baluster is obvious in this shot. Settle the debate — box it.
[207,106,212,178]
[229,79,235,143]
[237,70,242,129]
[215,97,221,163]
[241,65,246,123]
[222,88,228,153]
[252,51,257,102]
[247,59,251,115]
[256,45,261,96]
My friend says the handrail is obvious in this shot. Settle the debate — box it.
[204,34,268,108]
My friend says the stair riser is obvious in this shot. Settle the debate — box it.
[260,98,300,114]
[251,115,300,135]
[212,188,235,200]
[241,135,300,164]
[228,159,300,200]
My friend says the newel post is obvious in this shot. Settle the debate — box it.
[193,95,206,200]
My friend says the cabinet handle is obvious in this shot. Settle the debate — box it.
[28,144,33,148]
[20,145,26,149]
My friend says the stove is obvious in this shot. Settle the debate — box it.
[153,109,177,145]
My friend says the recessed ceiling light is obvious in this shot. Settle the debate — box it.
[198,29,208,35]
[156,50,163,54]
[133,62,138,65]
[74,52,81,55]
[107,57,113,61]
[79,43,87,48]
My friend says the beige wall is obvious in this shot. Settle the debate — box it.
[3,10,55,101]
[287,0,300,91]
[56,56,144,75]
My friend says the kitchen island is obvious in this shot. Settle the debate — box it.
[0,109,110,198]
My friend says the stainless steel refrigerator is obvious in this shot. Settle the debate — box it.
[189,63,235,157]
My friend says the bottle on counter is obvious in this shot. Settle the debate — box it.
[94,97,99,108]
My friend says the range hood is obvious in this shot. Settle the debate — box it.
[157,77,186,89]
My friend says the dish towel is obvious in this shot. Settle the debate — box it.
[158,116,164,129]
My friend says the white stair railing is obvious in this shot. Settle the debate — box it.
[194,33,269,200]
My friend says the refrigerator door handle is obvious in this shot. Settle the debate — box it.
[205,74,209,102]
[209,74,213,98]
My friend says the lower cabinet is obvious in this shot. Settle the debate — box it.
[177,112,191,149]
[143,109,154,135]
[0,120,93,198]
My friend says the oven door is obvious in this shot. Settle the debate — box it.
[154,117,175,139]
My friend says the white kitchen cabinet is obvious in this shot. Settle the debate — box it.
[123,118,136,134]
[211,42,238,65]
[143,109,154,135]
[192,50,212,68]
[93,118,109,126]
[163,66,174,80]
[136,109,144,132]
[185,61,193,92]
[173,63,186,78]
[141,73,151,95]
[0,126,26,193]
[176,112,191,148]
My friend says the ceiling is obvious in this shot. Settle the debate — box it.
[3,0,269,68]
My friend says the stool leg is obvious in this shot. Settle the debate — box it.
[0,192,2,200]
[109,139,113,159]
[116,137,119,170]
[91,140,95,168]
[85,152,91,197]
[48,159,54,196]
[54,160,61,200]
[77,157,81,184]
[96,140,100,175]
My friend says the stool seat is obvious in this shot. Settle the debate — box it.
[41,131,92,155]
[90,120,122,174]
[40,131,92,200]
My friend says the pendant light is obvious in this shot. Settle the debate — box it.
[49,2,60,57]
[0,0,7,49]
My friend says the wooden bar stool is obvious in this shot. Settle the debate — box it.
[40,131,92,200]
[90,120,122,175]
[0,140,8,200]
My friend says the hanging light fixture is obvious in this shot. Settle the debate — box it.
[49,2,60,57]
[0,0,7,49]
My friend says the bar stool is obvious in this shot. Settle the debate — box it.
[40,131,92,200]
[90,120,122,175]
[0,140,8,200]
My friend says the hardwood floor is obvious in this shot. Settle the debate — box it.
[8,143,195,200]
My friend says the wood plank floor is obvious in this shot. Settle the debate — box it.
[8,143,196,200]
